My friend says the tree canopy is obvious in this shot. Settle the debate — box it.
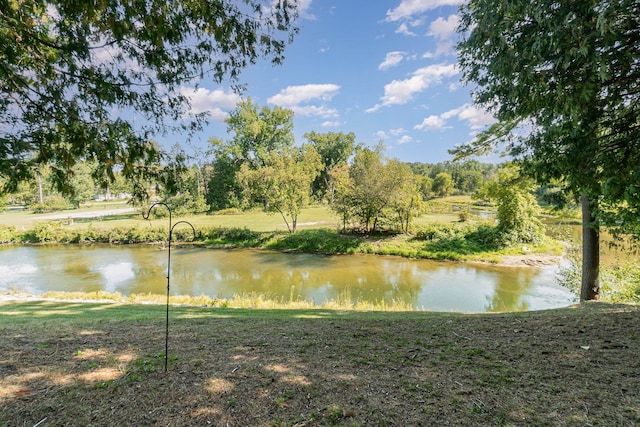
[206,99,295,210]
[238,144,321,233]
[304,131,356,202]
[455,0,640,300]
[0,0,299,197]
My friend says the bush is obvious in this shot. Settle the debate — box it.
[0,225,17,243]
[266,229,363,253]
[212,208,244,215]
[415,223,473,241]
[414,222,505,255]
[556,248,640,304]
[202,227,268,246]
[30,196,72,213]
[23,221,68,242]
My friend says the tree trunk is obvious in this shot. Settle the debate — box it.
[37,173,44,203]
[580,194,600,301]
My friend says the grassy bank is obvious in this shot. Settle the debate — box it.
[0,202,564,263]
[2,289,416,312]
[1,300,638,426]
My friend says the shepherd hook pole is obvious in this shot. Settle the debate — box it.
[143,202,196,371]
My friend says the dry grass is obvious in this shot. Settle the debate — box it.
[0,301,638,426]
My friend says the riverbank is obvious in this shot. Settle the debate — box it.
[0,220,566,264]
[0,300,638,426]
[1,201,570,263]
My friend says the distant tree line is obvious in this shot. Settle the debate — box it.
[5,99,542,240]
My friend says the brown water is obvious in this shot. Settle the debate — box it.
[0,245,576,312]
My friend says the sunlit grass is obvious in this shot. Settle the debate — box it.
[2,290,420,312]
[2,200,574,264]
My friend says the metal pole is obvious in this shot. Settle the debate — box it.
[143,203,195,372]
[165,216,171,372]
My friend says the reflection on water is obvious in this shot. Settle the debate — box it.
[0,245,576,312]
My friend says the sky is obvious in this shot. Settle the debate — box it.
[173,0,496,164]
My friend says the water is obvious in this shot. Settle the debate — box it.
[0,245,576,312]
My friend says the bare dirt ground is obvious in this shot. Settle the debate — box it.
[0,301,638,426]
[492,254,564,267]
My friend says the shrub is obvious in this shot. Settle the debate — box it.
[0,225,17,243]
[24,221,68,242]
[30,196,72,213]
[414,223,472,241]
[266,229,362,253]
[202,227,267,246]
[212,208,244,215]
[557,248,640,304]
[414,222,504,255]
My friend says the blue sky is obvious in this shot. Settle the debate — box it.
[175,0,496,164]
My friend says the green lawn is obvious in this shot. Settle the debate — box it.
[1,300,638,426]
[1,196,485,232]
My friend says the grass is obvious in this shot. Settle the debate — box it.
[1,198,638,424]
[2,198,568,263]
[2,198,471,231]
[0,300,638,426]
[3,290,415,312]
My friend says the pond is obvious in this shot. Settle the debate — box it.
[0,245,576,312]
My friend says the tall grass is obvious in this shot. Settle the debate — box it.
[7,290,419,311]
[556,246,640,303]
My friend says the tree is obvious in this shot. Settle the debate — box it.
[67,162,95,208]
[484,164,544,246]
[348,145,389,233]
[329,164,354,232]
[304,131,356,202]
[1,0,299,197]
[332,145,421,233]
[456,0,640,300]
[386,160,422,233]
[432,172,454,198]
[417,175,434,200]
[456,170,485,194]
[206,99,296,210]
[238,145,321,233]
[206,150,244,211]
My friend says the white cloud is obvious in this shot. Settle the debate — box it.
[297,0,315,19]
[395,23,416,36]
[378,51,406,70]
[268,84,340,106]
[457,104,496,129]
[366,64,459,112]
[293,105,339,118]
[389,128,406,136]
[386,0,465,22]
[423,15,461,57]
[397,135,413,144]
[268,83,340,118]
[178,86,241,121]
[321,120,342,127]
[429,14,460,39]
[415,115,446,131]
[415,104,496,132]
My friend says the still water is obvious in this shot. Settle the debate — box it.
[0,245,576,312]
